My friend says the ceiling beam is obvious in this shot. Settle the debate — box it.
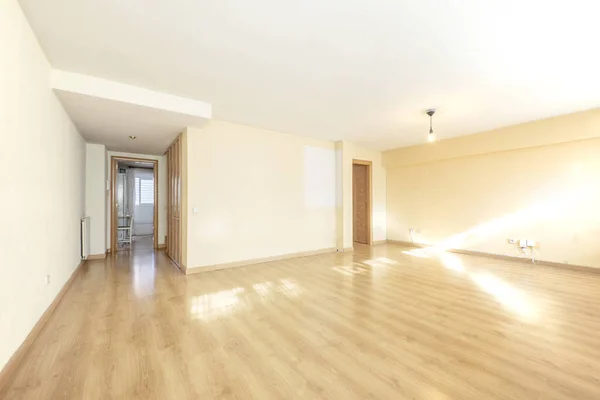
[50,70,211,120]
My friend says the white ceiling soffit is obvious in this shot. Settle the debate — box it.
[118,160,154,169]
[23,0,600,150]
[50,70,211,154]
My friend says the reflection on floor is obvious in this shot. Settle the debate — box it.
[118,234,154,252]
[2,244,600,399]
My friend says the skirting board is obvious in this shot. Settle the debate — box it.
[87,253,106,260]
[186,247,337,275]
[387,240,600,274]
[0,259,85,392]
[373,240,388,245]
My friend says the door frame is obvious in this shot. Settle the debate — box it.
[110,156,159,253]
[352,159,373,245]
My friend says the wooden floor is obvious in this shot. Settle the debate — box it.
[2,244,600,399]
[116,235,154,252]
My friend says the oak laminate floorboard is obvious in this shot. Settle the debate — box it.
[2,244,600,399]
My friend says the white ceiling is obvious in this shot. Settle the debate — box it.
[50,70,210,154]
[55,90,205,154]
[20,0,600,150]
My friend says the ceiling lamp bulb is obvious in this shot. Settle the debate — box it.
[426,109,436,143]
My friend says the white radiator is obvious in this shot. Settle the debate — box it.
[81,217,91,260]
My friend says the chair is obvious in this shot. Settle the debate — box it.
[118,216,133,245]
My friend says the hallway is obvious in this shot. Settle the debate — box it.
[118,235,155,253]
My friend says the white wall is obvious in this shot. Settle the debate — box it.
[85,144,106,255]
[105,151,166,247]
[185,121,337,268]
[0,0,86,371]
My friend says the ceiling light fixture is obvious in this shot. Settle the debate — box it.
[129,135,137,140]
[426,109,436,142]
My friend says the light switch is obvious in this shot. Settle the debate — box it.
[192,207,199,213]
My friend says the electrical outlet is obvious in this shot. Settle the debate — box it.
[507,238,516,244]
[45,274,51,285]
[409,228,415,233]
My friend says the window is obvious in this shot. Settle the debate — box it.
[135,177,154,205]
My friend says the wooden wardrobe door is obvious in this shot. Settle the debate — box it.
[166,136,182,268]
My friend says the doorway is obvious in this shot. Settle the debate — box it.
[110,156,158,253]
[352,159,372,245]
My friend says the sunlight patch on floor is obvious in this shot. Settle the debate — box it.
[401,248,539,322]
[402,249,432,258]
[470,272,539,321]
[362,257,399,267]
[189,287,247,321]
[438,252,465,272]
[332,265,368,276]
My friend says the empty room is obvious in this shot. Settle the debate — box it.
[1,0,600,399]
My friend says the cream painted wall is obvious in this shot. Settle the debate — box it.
[185,121,337,268]
[0,0,86,371]
[338,141,387,249]
[105,151,167,247]
[384,108,600,168]
[335,142,344,249]
[85,144,106,255]
[386,133,600,267]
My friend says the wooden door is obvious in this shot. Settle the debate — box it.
[353,163,371,244]
[166,136,182,268]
